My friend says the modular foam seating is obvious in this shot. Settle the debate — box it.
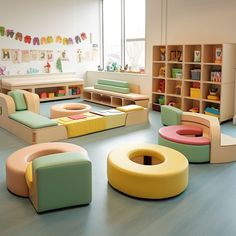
[0,90,67,144]
[94,79,130,94]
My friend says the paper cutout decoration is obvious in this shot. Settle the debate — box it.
[38,50,46,61]
[56,35,62,43]
[0,26,5,36]
[6,29,14,38]
[33,37,40,45]
[0,66,7,76]
[30,50,38,61]
[47,36,53,43]
[56,58,63,72]
[75,35,81,44]
[24,35,31,44]
[46,50,53,62]
[15,32,23,41]
[0,25,88,46]
[1,49,11,61]
[40,37,47,45]
[11,49,20,64]
[21,50,30,62]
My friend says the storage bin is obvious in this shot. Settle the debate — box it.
[172,68,182,78]
[190,88,200,98]
[191,69,201,80]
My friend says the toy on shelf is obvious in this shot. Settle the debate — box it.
[157,80,165,93]
[175,83,181,95]
[215,47,222,63]
[190,82,200,98]
[207,85,220,101]
[56,89,66,97]
[172,68,182,78]
[211,70,221,82]
[194,50,201,62]
[39,92,47,99]
[189,106,199,113]
[168,101,176,107]
[158,96,165,105]
[204,106,220,118]
[159,66,165,77]
[160,47,166,61]
[170,50,182,62]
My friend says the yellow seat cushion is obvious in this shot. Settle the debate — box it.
[116,105,144,112]
[25,162,33,189]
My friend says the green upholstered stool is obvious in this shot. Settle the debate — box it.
[161,105,183,126]
[158,136,210,163]
[25,152,92,213]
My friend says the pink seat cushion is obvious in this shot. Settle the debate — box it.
[159,125,210,145]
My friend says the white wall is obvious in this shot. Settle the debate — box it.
[0,0,100,78]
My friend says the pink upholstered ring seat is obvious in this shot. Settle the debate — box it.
[159,125,210,145]
[50,103,91,118]
[6,142,87,197]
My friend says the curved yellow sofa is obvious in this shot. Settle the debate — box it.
[107,144,189,199]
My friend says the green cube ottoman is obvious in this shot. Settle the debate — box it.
[26,152,92,213]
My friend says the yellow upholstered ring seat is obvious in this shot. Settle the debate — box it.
[107,144,189,199]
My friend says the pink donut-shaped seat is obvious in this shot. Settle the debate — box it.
[159,125,210,145]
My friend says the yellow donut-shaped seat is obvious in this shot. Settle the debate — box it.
[107,144,189,199]
[50,103,91,118]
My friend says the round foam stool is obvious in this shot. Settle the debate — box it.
[158,125,210,163]
[6,142,87,197]
[107,144,188,199]
[50,103,92,118]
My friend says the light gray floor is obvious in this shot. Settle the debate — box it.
[1,99,236,236]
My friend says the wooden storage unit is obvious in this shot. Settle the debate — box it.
[83,87,149,108]
[152,43,236,122]
[1,74,84,102]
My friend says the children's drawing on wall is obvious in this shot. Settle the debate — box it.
[76,49,82,63]
[38,50,46,61]
[30,50,38,61]
[46,50,54,62]
[1,49,11,61]
[11,49,20,63]
[59,50,69,61]
[21,50,30,63]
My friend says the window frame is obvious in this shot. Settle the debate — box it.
[101,0,145,72]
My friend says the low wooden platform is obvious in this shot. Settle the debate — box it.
[83,86,149,108]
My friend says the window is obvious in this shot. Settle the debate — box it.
[102,0,145,73]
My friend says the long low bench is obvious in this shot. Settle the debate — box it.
[83,86,149,108]
[1,73,84,102]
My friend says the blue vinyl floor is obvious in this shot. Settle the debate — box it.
[0,99,236,236]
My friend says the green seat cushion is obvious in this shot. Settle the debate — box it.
[158,135,210,163]
[8,91,27,111]
[161,105,183,126]
[97,79,129,88]
[9,110,57,128]
[32,152,92,212]
[94,83,130,94]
